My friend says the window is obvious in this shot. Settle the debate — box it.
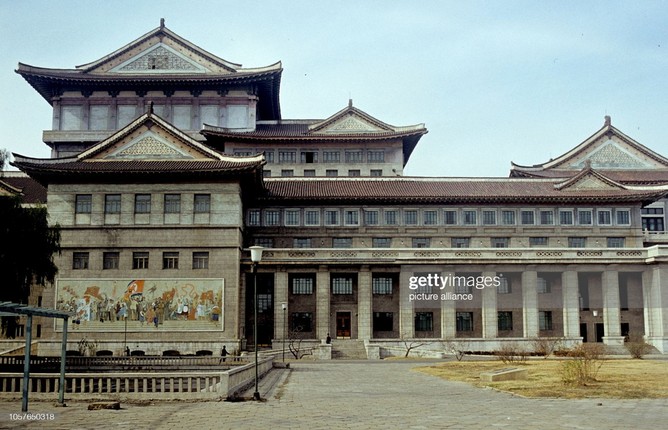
[491,237,509,248]
[456,312,473,332]
[254,238,274,248]
[105,194,121,214]
[373,312,393,331]
[263,170,271,178]
[325,210,339,225]
[281,169,294,177]
[424,210,437,225]
[264,151,275,163]
[370,169,382,177]
[372,237,392,248]
[135,194,151,214]
[294,238,312,248]
[559,210,574,225]
[133,252,149,269]
[463,210,477,225]
[454,278,472,294]
[521,210,534,225]
[291,312,313,332]
[278,151,296,163]
[451,238,470,248]
[497,277,511,294]
[344,210,359,225]
[529,237,548,247]
[332,238,352,248]
[412,238,430,248]
[364,210,379,225]
[162,252,179,269]
[415,312,433,332]
[291,276,314,294]
[368,151,385,163]
[345,151,363,163]
[501,210,515,225]
[372,276,393,294]
[304,169,316,177]
[404,210,418,225]
[248,209,261,226]
[498,311,513,331]
[616,210,630,225]
[385,210,397,225]
[607,237,625,248]
[304,210,320,226]
[234,150,253,156]
[539,311,553,331]
[332,276,354,294]
[568,237,586,248]
[192,252,209,269]
[578,210,593,225]
[482,210,496,225]
[537,277,551,294]
[348,169,361,177]
[265,210,280,226]
[444,210,457,225]
[300,151,317,163]
[539,210,554,225]
[164,194,181,213]
[597,210,612,225]
[326,169,338,177]
[323,151,340,163]
[284,210,300,226]
[75,194,92,214]
[103,252,119,270]
[194,194,211,213]
[73,252,89,270]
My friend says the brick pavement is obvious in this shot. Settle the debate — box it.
[1,360,667,429]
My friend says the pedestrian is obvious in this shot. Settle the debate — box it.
[326,333,331,344]
[221,345,228,362]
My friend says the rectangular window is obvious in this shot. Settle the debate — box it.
[192,252,209,269]
[568,237,586,248]
[385,210,397,225]
[537,277,551,294]
[325,210,339,225]
[294,238,312,248]
[281,169,294,177]
[456,312,473,332]
[278,151,296,163]
[300,151,318,164]
[105,194,121,214]
[521,210,534,225]
[304,210,320,226]
[539,210,554,225]
[263,170,271,178]
[373,312,393,331]
[501,210,515,225]
[491,237,509,248]
[368,151,385,163]
[291,276,314,294]
[326,169,338,177]
[415,312,433,332]
[539,311,553,331]
[578,210,593,225]
[454,277,472,294]
[345,151,363,163]
[372,237,392,248]
[332,276,354,294]
[598,210,612,225]
[482,210,496,225]
[194,194,211,213]
[616,210,630,225]
[529,237,548,247]
[234,150,253,156]
[344,210,359,225]
[463,210,477,225]
[412,238,430,248]
[364,210,379,225]
[284,210,300,226]
[370,169,382,177]
[372,276,394,294]
[73,252,89,270]
[135,194,151,214]
[444,210,457,225]
[132,252,149,269]
[75,194,92,214]
[497,277,511,294]
[254,238,274,248]
[164,194,181,213]
[424,210,437,225]
[560,210,574,225]
[322,151,340,163]
[451,237,470,248]
[607,237,625,248]
[348,169,361,177]
[265,210,280,226]
[162,252,179,269]
[498,311,513,331]
[103,252,119,270]
[404,210,418,225]
[264,151,275,163]
[248,209,261,226]
[332,238,352,248]
[291,312,313,332]
[304,169,316,176]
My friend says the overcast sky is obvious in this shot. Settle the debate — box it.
[1,1,667,177]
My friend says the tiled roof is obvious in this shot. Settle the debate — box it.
[510,169,668,184]
[262,177,667,204]
[0,174,47,204]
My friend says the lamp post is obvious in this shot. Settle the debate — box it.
[249,245,264,401]
[281,302,287,362]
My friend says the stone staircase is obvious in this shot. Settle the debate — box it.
[331,339,367,360]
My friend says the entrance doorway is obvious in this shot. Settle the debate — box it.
[580,323,588,342]
[336,312,351,338]
[595,323,605,343]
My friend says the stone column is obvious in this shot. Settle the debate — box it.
[642,266,668,353]
[357,267,372,340]
[273,271,288,341]
[316,267,330,340]
[52,98,61,130]
[602,270,624,346]
[482,270,497,338]
[441,270,456,339]
[522,270,539,338]
[399,269,414,339]
[562,269,580,339]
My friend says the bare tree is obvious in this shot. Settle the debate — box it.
[442,339,469,361]
[403,340,429,357]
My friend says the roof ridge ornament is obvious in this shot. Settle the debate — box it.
[604,115,611,126]
[160,18,165,29]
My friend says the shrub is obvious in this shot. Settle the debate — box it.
[625,332,653,359]
[531,337,563,358]
[560,343,606,386]
[495,343,528,364]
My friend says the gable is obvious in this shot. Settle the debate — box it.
[555,167,626,192]
[316,114,387,134]
[105,131,197,160]
[567,136,659,170]
[109,43,210,74]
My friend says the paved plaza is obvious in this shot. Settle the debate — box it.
[1,360,667,429]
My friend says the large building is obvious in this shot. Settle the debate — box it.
[7,21,668,355]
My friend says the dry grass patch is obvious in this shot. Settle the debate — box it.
[416,359,668,399]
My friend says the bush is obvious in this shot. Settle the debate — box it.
[560,343,606,386]
[625,332,653,359]
[531,337,563,358]
[495,343,528,364]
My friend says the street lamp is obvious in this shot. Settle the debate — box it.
[281,302,287,362]
[249,245,264,401]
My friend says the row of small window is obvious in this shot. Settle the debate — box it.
[75,193,212,215]
[234,149,386,164]
[72,251,210,270]
[256,236,626,249]
[264,169,384,177]
[290,274,396,295]
[414,275,553,295]
[248,208,632,227]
